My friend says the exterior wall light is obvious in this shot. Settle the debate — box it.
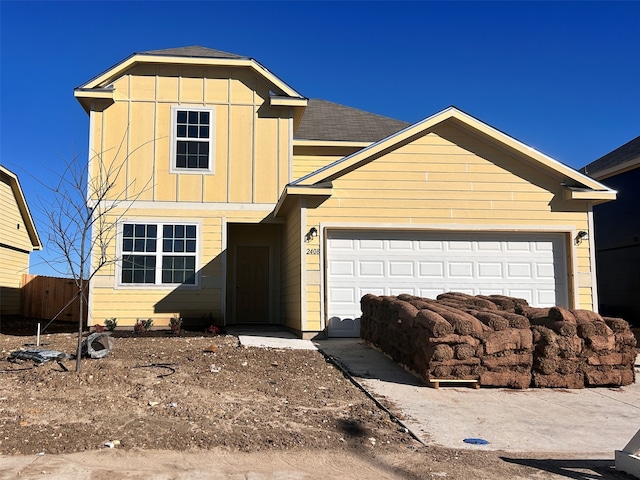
[305,227,318,243]
[575,230,589,245]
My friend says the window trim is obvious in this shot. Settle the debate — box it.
[169,105,215,175]
[115,219,202,289]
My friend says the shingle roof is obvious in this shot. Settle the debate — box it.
[294,99,410,143]
[141,46,248,60]
[581,135,640,176]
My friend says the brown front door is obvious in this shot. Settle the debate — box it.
[234,245,270,323]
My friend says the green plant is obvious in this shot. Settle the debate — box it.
[170,316,183,334]
[134,318,153,334]
[104,318,118,332]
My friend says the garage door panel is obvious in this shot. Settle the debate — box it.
[537,290,557,305]
[419,240,444,250]
[359,261,385,277]
[327,230,569,337]
[389,261,414,277]
[506,241,532,252]
[479,288,507,296]
[536,263,556,278]
[448,240,474,251]
[388,239,414,251]
[419,261,445,277]
[477,241,502,252]
[449,262,474,278]
[507,263,532,278]
[420,288,446,298]
[328,317,360,337]
[360,239,384,249]
[328,260,354,276]
[328,238,354,249]
[329,286,356,302]
[478,263,503,278]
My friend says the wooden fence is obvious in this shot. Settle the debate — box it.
[20,274,88,322]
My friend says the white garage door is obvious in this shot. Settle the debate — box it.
[326,230,568,337]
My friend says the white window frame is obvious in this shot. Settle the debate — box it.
[169,105,215,174]
[116,220,201,289]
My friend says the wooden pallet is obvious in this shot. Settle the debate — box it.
[429,378,480,390]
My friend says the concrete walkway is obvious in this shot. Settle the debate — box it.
[230,327,316,350]
[233,330,640,456]
[315,338,640,456]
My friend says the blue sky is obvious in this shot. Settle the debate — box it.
[1,1,639,276]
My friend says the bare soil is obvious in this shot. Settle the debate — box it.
[0,321,628,479]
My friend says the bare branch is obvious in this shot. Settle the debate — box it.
[35,128,156,372]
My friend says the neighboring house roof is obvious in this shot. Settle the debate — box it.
[0,165,42,250]
[294,99,411,143]
[74,45,306,112]
[293,106,616,203]
[580,135,640,180]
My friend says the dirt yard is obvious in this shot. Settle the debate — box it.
[0,321,629,479]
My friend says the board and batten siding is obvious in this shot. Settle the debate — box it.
[90,64,291,206]
[89,207,275,327]
[304,126,595,328]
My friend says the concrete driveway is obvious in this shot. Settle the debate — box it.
[315,338,640,457]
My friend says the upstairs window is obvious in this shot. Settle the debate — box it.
[171,106,214,173]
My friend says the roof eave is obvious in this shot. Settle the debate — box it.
[274,183,333,217]
[562,186,617,204]
[585,157,640,181]
[270,96,308,108]
[0,166,42,250]
[293,139,372,148]
[76,53,304,99]
[74,87,116,114]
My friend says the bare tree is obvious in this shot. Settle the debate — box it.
[38,138,150,372]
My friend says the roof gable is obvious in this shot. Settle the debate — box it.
[75,46,305,112]
[0,165,42,250]
[293,107,615,201]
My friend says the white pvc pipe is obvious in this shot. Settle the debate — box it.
[36,323,41,346]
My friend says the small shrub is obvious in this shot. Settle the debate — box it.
[170,316,183,334]
[104,318,118,332]
[93,324,105,333]
[134,318,153,334]
[206,324,220,335]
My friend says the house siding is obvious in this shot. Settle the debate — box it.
[91,64,292,205]
[0,178,34,252]
[0,247,29,315]
[292,145,365,180]
[592,167,640,325]
[0,175,35,316]
[86,62,296,327]
[78,52,611,337]
[88,207,274,327]
[305,126,594,327]
[280,198,303,332]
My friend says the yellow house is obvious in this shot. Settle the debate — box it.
[0,165,42,316]
[75,46,616,338]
